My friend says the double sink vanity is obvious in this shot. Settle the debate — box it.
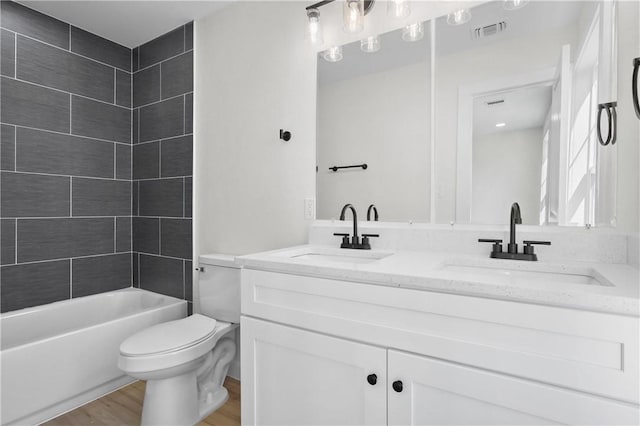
[237,222,639,425]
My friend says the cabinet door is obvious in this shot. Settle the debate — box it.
[241,317,387,426]
[388,350,638,426]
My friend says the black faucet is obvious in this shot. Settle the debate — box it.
[367,204,379,221]
[478,202,550,261]
[333,204,379,249]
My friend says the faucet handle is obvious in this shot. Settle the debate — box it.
[333,233,351,249]
[361,234,379,250]
[522,240,551,255]
[478,238,503,254]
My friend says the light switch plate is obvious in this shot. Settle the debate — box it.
[304,198,315,220]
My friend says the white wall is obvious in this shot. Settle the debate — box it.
[434,25,579,224]
[194,1,316,257]
[472,128,543,225]
[317,61,430,222]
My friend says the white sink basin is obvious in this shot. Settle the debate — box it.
[439,261,612,287]
[276,247,393,265]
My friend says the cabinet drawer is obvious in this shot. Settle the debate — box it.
[242,269,639,404]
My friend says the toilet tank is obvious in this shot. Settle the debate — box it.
[197,254,241,323]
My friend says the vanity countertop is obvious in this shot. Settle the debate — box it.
[236,245,640,317]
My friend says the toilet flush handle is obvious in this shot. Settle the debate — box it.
[195,267,205,272]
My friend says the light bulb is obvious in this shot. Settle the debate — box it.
[388,0,410,19]
[305,9,323,46]
[503,0,529,10]
[446,9,471,26]
[402,22,424,42]
[361,35,380,53]
[323,46,343,62]
[343,0,364,34]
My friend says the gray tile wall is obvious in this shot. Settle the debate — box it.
[132,23,194,314]
[0,2,133,312]
[0,2,194,314]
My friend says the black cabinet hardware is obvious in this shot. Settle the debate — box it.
[367,374,377,386]
[633,57,640,120]
[392,380,403,393]
[597,102,617,146]
[279,129,291,141]
[329,163,367,172]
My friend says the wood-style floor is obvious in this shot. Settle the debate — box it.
[43,377,240,426]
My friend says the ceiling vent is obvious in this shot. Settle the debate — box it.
[472,21,507,39]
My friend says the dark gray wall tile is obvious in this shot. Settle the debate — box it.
[185,260,192,301]
[71,95,130,143]
[116,216,131,252]
[0,1,69,49]
[1,124,16,171]
[161,51,192,99]
[139,254,183,299]
[17,218,114,262]
[133,141,159,179]
[116,70,131,107]
[1,219,16,265]
[70,26,131,71]
[133,181,139,215]
[133,253,139,287]
[161,135,192,177]
[133,64,159,107]
[72,253,131,297]
[184,177,192,218]
[17,36,114,102]
[185,22,193,51]
[116,144,131,179]
[1,172,69,217]
[132,47,139,72]
[139,96,184,142]
[160,218,191,259]
[138,26,184,69]
[72,178,131,216]
[1,29,15,77]
[16,127,114,178]
[0,260,70,312]
[185,93,193,134]
[1,76,70,132]
[133,217,159,254]
[133,108,139,144]
[138,178,183,217]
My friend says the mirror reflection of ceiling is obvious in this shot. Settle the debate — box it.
[435,0,584,56]
[473,85,552,136]
[317,26,430,86]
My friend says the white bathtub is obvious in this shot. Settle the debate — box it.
[0,288,187,425]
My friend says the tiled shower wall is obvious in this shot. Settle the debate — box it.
[0,1,194,313]
[132,24,194,313]
[0,2,133,313]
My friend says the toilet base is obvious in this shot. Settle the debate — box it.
[141,370,200,426]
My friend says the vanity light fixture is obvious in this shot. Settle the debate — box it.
[402,22,424,42]
[361,35,381,53]
[323,45,343,62]
[387,0,410,19]
[344,0,365,33]
[305,8,324,46]
[495,122,506,128]
[446,8,472,26]
[503,0,529,11]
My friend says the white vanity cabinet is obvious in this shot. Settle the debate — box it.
[241,269,640,425]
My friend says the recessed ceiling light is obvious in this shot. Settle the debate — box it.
[496,123,506,128]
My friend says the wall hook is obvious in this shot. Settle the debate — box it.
[280,129,292,141]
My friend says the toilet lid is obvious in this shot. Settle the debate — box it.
[120,314,217,357]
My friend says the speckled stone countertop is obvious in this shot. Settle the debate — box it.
[237,245,640,317]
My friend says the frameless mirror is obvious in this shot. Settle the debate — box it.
[439,0,617,226]
[316,24,432,222]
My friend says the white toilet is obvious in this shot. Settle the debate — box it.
[118,254,240,426]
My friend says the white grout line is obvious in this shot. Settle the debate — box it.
[134,91,191,110]
[6,169,133,181]
[8,30,132,73]
[135,49,193,74]
[12,124,134,146]
[7,251,138,268]
[8,75,127,110]
[7,215,141,220]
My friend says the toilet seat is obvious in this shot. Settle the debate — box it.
[119,314,233,375]
[121,314,217,357]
